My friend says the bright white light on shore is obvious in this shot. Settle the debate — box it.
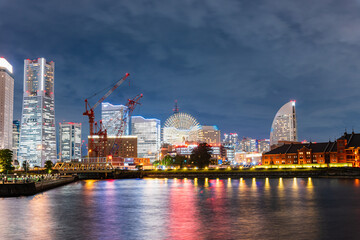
[0,58,13,73]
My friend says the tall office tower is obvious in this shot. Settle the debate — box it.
[240,137,258,152]
[258,139,270,153]
[18,58,56,167]
[200,126,221,144]
[131,116,161,162]
[270,100,298,147]
[223,133,239,149]
[59,122,82,162]
[102,102,129,136]
[12,120,21,161]
[0,58,14,150]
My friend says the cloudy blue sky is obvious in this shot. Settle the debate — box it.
[1,0,360,142]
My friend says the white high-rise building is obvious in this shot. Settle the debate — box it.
[18,58,57,167]
[270,101,298,147]
[59,122,82,162]
[131,116,161,162]
[0,58,14,150]
[12,120,21,162]
[102,102,129,136]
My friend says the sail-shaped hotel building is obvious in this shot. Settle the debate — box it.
[270,101,298,147]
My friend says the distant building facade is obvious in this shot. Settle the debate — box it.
[131,116,161,162]
[270,101,297,147]
[12,120,20,161]
[240,137,258,152]
[258,139,270,153]
[0,58,14,150]
[200,125,220,144]
[59,122,82,162]
[223,133,239,147]
[88,136,137,158]
[235,152,263,165]
[173,143,221,160]
[18,58,56,167]
[262,131,360,167]
[102,102,129,136]
[223,146,235,162]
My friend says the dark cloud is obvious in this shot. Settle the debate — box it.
[1,0,360,142]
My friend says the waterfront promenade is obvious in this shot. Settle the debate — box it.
[0,174,76,197]
[1,167,360,197]
[142,167,360,179]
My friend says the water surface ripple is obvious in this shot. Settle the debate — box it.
[1,178,360,240]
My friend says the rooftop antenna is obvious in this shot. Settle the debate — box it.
[173,100,179,114]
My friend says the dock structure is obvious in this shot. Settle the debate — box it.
[0,175,76,197]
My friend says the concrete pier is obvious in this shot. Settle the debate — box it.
[0,176,77,197]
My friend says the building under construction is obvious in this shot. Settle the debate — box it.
[83,73,143,160]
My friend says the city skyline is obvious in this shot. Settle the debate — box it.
[2,1,360,144]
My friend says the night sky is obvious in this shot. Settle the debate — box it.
[1,0,360,142]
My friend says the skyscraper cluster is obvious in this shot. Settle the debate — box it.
[0,55,299,167]
[0,57,82,168]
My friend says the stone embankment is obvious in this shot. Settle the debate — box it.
[0,176,77,197]
[141,168,360,179]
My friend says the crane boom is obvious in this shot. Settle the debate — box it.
[84,73,130,158]
[109,94,143,156]
[83,73,130,136]
[91,73,130,112]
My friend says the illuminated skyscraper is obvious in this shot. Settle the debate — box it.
[223,133,239,147]
[270,101,297,147]
[18,58,56,167]
[102,102,129,136]
[12,120,20,161]
[59,122,82,162]
[200,126,220,144]
[240,137,258,152]
[0,57,14,150]
[131,116,161,162]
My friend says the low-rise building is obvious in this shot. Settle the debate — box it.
[88,136,137,158]
[262,132,360,167]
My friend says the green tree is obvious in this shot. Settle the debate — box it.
[22,161,29,172]
[44,160,53,173]
[152,160,161,166]
[190,143,212,168]
[161,155,173,166]
[0,149,14,173]
[174,155,187,168]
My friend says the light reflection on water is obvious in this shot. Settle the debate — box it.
[1,178,360,240]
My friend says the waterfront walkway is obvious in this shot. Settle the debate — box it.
[0,175,76,197]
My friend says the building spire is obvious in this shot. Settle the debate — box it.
[173,100,179,114]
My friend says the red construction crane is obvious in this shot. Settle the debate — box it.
[83,73,130,157]
[108,94,143,156]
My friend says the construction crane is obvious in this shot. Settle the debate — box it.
[109,94,143,156]
[83,73,130,158]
